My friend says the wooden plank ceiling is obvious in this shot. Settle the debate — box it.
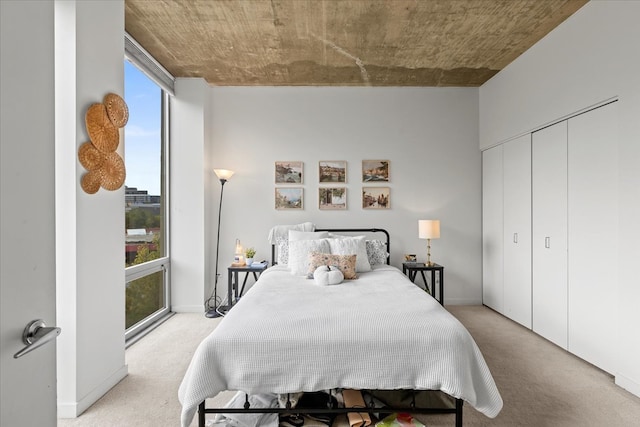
[125,0,587,87]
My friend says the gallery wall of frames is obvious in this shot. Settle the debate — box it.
[274,160,390,211]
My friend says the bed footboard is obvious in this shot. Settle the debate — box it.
[198,391,463,427]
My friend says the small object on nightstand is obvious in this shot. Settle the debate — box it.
[232,238,245,266]
[244,247,256,266]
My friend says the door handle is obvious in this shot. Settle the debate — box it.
[513,233,518,244]
[545,237,551,249]
[13,319,61,359]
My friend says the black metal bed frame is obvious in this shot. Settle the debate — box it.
[198,228,465,427]
[198,392,463,427]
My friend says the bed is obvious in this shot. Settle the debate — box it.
[179,228,502,426]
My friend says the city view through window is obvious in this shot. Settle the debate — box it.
[124,60,168,332]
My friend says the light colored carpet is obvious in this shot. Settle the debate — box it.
[57,306,640,427]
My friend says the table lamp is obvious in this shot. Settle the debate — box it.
[233,238,245,266]
[418,220,440,266]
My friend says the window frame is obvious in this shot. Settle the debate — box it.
[123,74,172,343]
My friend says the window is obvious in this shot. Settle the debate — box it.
[124,59,170,341]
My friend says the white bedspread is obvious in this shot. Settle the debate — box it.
[179,265,503,426]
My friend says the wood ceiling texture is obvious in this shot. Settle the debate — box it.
[125,0,587,87]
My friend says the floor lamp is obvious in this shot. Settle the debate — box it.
[205,169,234,318]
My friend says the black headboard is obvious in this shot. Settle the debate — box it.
[270,228,390,265]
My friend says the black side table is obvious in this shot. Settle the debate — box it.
[224,263,268,311]
[402,262,445,305]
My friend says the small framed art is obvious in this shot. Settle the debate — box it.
[362,187,390,209]
[319,161,347,183]
[319,187,347,210]
[275,161,303,184]
[362,160,390,182]
[275,187,303,210]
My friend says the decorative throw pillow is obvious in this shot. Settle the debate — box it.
[275,236,289,265]
[366,239,389,266]
[327,235,371,272]
[288,239,331,276]
[308,252,357,280]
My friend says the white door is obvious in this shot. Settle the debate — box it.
[1,2,58,426]
[568,102,618,373]
[503,134,532,328]
[532,121,568,349]
[482,145,504,313]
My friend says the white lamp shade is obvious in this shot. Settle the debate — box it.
[418,220,440,239]
[214,169,235,180]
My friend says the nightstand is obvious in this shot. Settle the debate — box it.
[402,262,445,305]
[223,263,268,312]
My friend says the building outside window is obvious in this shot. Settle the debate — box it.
[123,59,171,340]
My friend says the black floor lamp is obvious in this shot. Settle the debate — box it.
[205,168,234,318]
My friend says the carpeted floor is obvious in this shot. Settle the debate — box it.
[57,305,640,427]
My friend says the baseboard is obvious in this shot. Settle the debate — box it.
[171,304,204,313]
[57,364,128,418]
[444,298,482,305]
[615,374,640,398]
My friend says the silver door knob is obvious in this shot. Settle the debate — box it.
[13,319,61,359]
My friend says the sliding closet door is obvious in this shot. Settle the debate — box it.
[532,121,568,349]
[503,135,532,328]
[568,102,618,373]
[482,145,503,313]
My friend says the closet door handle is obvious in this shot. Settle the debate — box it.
[544,237,551,248]
[513,233,518,244]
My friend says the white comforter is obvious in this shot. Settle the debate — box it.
[179,265,503,426]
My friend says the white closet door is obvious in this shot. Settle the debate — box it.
[532,121,568,349]
[568,102,618,373]
[482,145,504,313]
[503,134,532,328]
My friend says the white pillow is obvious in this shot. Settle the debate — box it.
[289,230,329,241]
[288,239,330,275]
[327,235,372,273]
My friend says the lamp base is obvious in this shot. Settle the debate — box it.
[205,308,223,318]
[425,261,436,267]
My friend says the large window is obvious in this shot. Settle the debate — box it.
[124,60,170,341]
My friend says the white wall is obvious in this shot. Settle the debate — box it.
[479,1,640,397]
[56,0,127,417]
[170,78,215,312]
[171,86,483,309]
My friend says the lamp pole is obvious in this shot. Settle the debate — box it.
[206,170,233,318]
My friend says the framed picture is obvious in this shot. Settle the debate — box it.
[319,187,347,210]
[362,160,390,182]
[362,187,390,209]
[319,161,347,183]
[275,187,303,210]
[275,161,303,184]
[404,254,417,262]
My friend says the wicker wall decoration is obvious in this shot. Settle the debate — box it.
[79,93,128,194]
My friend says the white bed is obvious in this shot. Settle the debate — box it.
[179,262,503,426]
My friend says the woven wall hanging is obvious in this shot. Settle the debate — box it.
[79,93,128,194]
